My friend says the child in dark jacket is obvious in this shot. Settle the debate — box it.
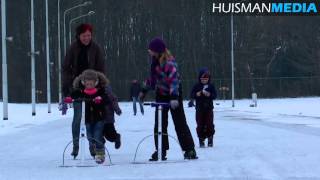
[189,67,217,147]
[103,86,122,149]
[71,69,109,163]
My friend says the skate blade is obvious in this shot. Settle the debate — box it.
[60,158,109,168]
[184,156,199,160]
[59,164,99,168]
[59,163,111,168]
[132,159,188,165]
[95,160,105,164]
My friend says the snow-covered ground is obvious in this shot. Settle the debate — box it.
[0,98,320,180]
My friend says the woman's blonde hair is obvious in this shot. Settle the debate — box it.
[159,49,173,64]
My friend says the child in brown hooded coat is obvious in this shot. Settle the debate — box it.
[71,69,109,163]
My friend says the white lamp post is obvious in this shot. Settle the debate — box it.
[30,0,40,116]
[57,0,62,102]
[231,14,235,107]
[45,0,51,113]
[1,0,8,120]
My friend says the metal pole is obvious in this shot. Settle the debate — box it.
[69,22,71,45]
[80,101,85,165]
[31,0,36,116]
[231,14,235,107]
[158,105,163,161]
[45,0,51,113]
[69,11,95,45]
[63,10,66,57]
[1,0,8,120]
[57,0,62,102]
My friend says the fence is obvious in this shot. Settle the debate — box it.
[141,76,320,101]
[205,76,320,100]
[1,76,320,102]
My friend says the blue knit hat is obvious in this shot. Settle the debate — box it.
[198,67,211,82]
[148,37,166,53]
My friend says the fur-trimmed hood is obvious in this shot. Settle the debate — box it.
[73,69,109,89]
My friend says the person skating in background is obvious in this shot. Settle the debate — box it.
[70,69,109,164]
[62,23,105,158]
[139,37,198,161]
[189,67,217,147]
[130,79,144,116]
[103,86,122,149]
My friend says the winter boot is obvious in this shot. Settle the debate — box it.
[115,134,121,149]
[149,150,167,161]
[199,138,205,148]
[161,150,167,161]
[95,150,105,164]
[208,136,214,147]
[184,149,198,160]
[89,144,96,157]
[71,145,79,159]
[149,151,158,161]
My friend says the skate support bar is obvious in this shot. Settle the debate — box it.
[144,102,169,161]
[61,136,113,167]
[133,102,183,163]
[144,102,170,108]
[72,98,94,103]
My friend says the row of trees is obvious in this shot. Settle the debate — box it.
[0,0,319,102]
